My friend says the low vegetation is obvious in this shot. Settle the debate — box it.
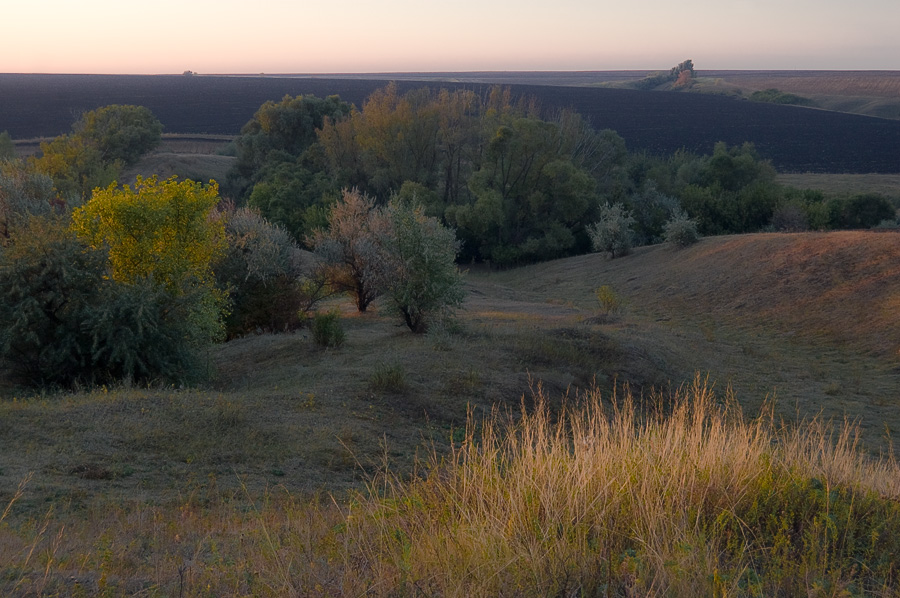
[3,381,899,596]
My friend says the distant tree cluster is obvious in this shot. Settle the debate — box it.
[634,59,695,90]
[231,83,627,267]
[30,105,162,203]
[749,89,814,106]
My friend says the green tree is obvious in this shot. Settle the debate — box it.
[0,131,15,159]
[73,104,163,166]
[229,94,351,197]
[379,196,464,333]
[829,193,897,229]
[449,116,600,264]
[30,134,119,202]
[0,217,204,387]
[29,105,162,202]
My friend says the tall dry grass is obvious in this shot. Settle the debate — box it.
[3,379,899,596]
[333,378,900,596]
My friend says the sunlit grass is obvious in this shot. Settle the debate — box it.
[3,379,899,596]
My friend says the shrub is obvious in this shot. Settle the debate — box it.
[0,218,203,387]
[369,362,406,392]
[72,176,228,344]
[0,160,58,244]
[833,193,897,229]
[749,88,814,106]
[663,208,701,247]
[594,285,624,315]
[311,310,345,348]
[215,206,322,337]
[770,203,810,232]
[625,183,679,245]
[588,203,634,257]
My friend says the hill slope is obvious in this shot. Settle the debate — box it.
[508,231,900,359]
[481,231,900,447]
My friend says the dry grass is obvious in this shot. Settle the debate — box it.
[119,153,236,187]
[3,381,899,596]
[713,72,900,99]
[707,71,900,119]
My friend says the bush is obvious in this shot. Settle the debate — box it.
[770,203,810,232]
[588,203,635,258]
[829,193,897,229]
[749,88,814,106]
[309,188,390,313]
[311,310,345,348]
[663,209,701,247]
[72,176,228,344]
[369,362,406,392]
[0,218,203,387]
[594,285,624,315]
[215,206,322,338]
[0,160,58,244]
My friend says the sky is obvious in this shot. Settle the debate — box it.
[3,0,899,74]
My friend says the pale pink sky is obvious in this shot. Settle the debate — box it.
[4,0,898,73]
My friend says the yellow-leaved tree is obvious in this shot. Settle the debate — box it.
[72,175,228,343]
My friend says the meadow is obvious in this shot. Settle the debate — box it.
[2,229,900,595]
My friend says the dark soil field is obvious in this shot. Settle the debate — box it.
[2,73,900,173]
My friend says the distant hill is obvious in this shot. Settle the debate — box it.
[2,73,900,173]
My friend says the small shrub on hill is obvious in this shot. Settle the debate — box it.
[594,285,624,315]
[588,202,634,257]
[770,203,810,232]
[379,196,465,333]
[663,208,701,246]
[311,310,345,348]
[369,362,406,392]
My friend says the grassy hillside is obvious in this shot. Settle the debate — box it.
[2,231,899,594]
